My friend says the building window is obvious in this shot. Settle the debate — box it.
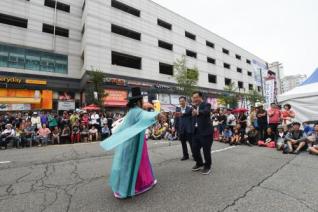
[0,13,28,28]
[237,67,242,73]
[235,54,241,60]
[157,19,172,30]
[206,41,215,48]
[185,31,196,40]
[247,71,252,76]
[0,43,68,74]
[257,86,262,92]
[238,81,244,89]
[42,24,69,38]
[246,59,251,64]
[249,84,253,90]
[111,0,140,17]
[225,78,232,86]
[112,51,141,69]
[223,63,231,69]
[186,50,197,58]
[158,40,173,51]
[207,57,215,64]
[208,74,217,83]
[222,48,229,55]
[44,0,70,13]
[111,24,141,41]
[159,63,173,76]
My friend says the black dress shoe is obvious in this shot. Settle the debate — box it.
[201,168,211,175]
[181,157,189,161]
[192,164,203,171]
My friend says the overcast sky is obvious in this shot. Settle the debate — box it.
[152,0,318,77]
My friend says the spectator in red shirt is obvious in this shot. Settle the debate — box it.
[268,103,281,134]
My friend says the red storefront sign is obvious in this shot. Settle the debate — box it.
[104,89,128,107]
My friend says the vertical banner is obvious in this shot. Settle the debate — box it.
[264,79,275,105]
[252,60,268,87]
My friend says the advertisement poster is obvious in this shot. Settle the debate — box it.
[58,101,75,111]
[158,94,171,104]
[104,89,128,107]
[0,104,31,111]
[206,97,218,109]
[58,92,75,101]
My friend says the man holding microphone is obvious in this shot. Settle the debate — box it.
[191,91,213,175]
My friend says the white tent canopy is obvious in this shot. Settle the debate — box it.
[277,68,318,123]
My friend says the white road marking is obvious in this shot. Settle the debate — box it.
[0,161,11,164]
[211,146,236,153]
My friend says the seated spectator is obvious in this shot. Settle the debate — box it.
[36,124,51,146]
[307,123,318,155]
[303,122,314,136]
[220,126,232,144]
[89,126,98,142]
[101,124,110,140]
[0,124,16,149]
[164,127,178,141]
[230,127,242,145]
[258,127,276,148]
[80,125,89,142]
[276,125,287,151]
[246,125,259,145]
[60,126,71,144]
[285,122,307,154]
[21,121,35,147]
[52,126,61,145]
[71,120,81,144]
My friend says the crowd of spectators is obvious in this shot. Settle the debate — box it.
[0,111,123,149]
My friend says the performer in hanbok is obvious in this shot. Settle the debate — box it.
[100,87,159,199]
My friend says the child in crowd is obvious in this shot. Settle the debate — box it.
[220,126,232,143]
[101,124,110,140]
[230,127,242,145]
[276,125,286,151]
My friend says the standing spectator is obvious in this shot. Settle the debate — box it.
[285,122,306,154]
[268,103,281,134]
[249,106,258,129]
[31,112,41,130]
[107,112,114,135]
[48,113,58,130]
[226,111,236,130]
[81,112,89,126]
[281,104,295,127]
[100,114,108,126]
[36,124,51,146]
[237,112,247,131]
[218,110,227,134]
[52,126,60,145]
[90,111,100,129]
[174,96,193,161]
[70,111,79,126]
[256,104,268,141]
[40,111,48,126]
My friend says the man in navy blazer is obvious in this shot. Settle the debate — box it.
[174,96,193,160]
[191,91,213,175]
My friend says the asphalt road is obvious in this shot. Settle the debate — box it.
[0,140,318,212]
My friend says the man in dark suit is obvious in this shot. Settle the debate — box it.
[174,96,193,161]
[191,91,213,175]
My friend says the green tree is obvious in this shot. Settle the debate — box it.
[174,55,199,98]
[85,69,108,107]
[218,82,239,108]
[244,89,265,106]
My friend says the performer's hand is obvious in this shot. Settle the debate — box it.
[192,109,198,116]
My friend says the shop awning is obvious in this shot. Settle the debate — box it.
[0,97,41,104]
